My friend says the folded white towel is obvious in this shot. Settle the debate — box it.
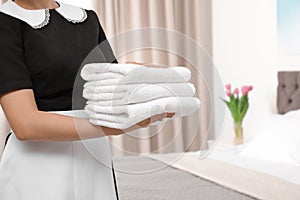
[81,63,191,84]
[83,83,196,105]
[85,97,200,129]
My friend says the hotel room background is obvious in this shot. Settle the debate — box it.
[0,0,214,156]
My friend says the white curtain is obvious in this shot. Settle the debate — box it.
[94,0,213,156]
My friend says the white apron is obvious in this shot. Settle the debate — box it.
[0,110,118,200]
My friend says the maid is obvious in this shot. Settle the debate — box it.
[0,0,173,199]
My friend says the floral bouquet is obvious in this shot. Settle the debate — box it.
[222,84,253,145]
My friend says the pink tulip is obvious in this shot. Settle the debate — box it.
[234,88,239,95]
[225,84,231,90]
[242,86,248,96]
[242,85,253,96]
[226,91,231,97]
[248,85,253,91]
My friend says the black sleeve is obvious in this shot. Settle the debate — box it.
[0,14,33,96]
[91,11,118,64]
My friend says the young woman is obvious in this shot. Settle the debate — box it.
[0,0,174,199]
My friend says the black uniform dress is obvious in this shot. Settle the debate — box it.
[0,1,118,199]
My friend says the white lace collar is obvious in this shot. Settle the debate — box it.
[0,0,87,29]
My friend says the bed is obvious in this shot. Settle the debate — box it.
[113,71,300,200]
[113,155,257,200]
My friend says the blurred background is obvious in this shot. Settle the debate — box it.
[2,0,300,156]
[0,0,214,157]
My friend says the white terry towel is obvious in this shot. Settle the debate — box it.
[85,97,200,129]
[83,83,196,105]
[81,63,191,84]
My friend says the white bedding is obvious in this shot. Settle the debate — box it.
[147,148,300,200]
[146,110,300,199]
[149,110,300,186]
[148,147,300,185]
[285,109,300,164]
[205,113,300,185]
[240,111,300,165]
[207,145,300,185]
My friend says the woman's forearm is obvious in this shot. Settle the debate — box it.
[23,111,124,141]
[1,89,172,142]
[0,89,126,141]
[24,111,168,141]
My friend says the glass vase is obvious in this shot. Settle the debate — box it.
[234,122,244,145]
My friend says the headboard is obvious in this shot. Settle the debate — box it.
[277,71,300,114]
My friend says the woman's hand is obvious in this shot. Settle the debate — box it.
[106,112,175,136]
[125,61,145,65]
[125,61,166,68]
[135,112,175,128]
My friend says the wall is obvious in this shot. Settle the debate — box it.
[212,0,300,144]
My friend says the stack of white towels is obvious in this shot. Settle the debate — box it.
[81,63,200,129]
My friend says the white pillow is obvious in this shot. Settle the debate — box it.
[290,133,300,165]
[240,113,299,165]
[284,109,300,118]
[286,109,300,165]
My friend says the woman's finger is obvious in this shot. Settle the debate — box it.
[125,61,166,68]
[125,61,146,66]
[166,113,175,118]
[150,113,165,123]
[134,112,175,130]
